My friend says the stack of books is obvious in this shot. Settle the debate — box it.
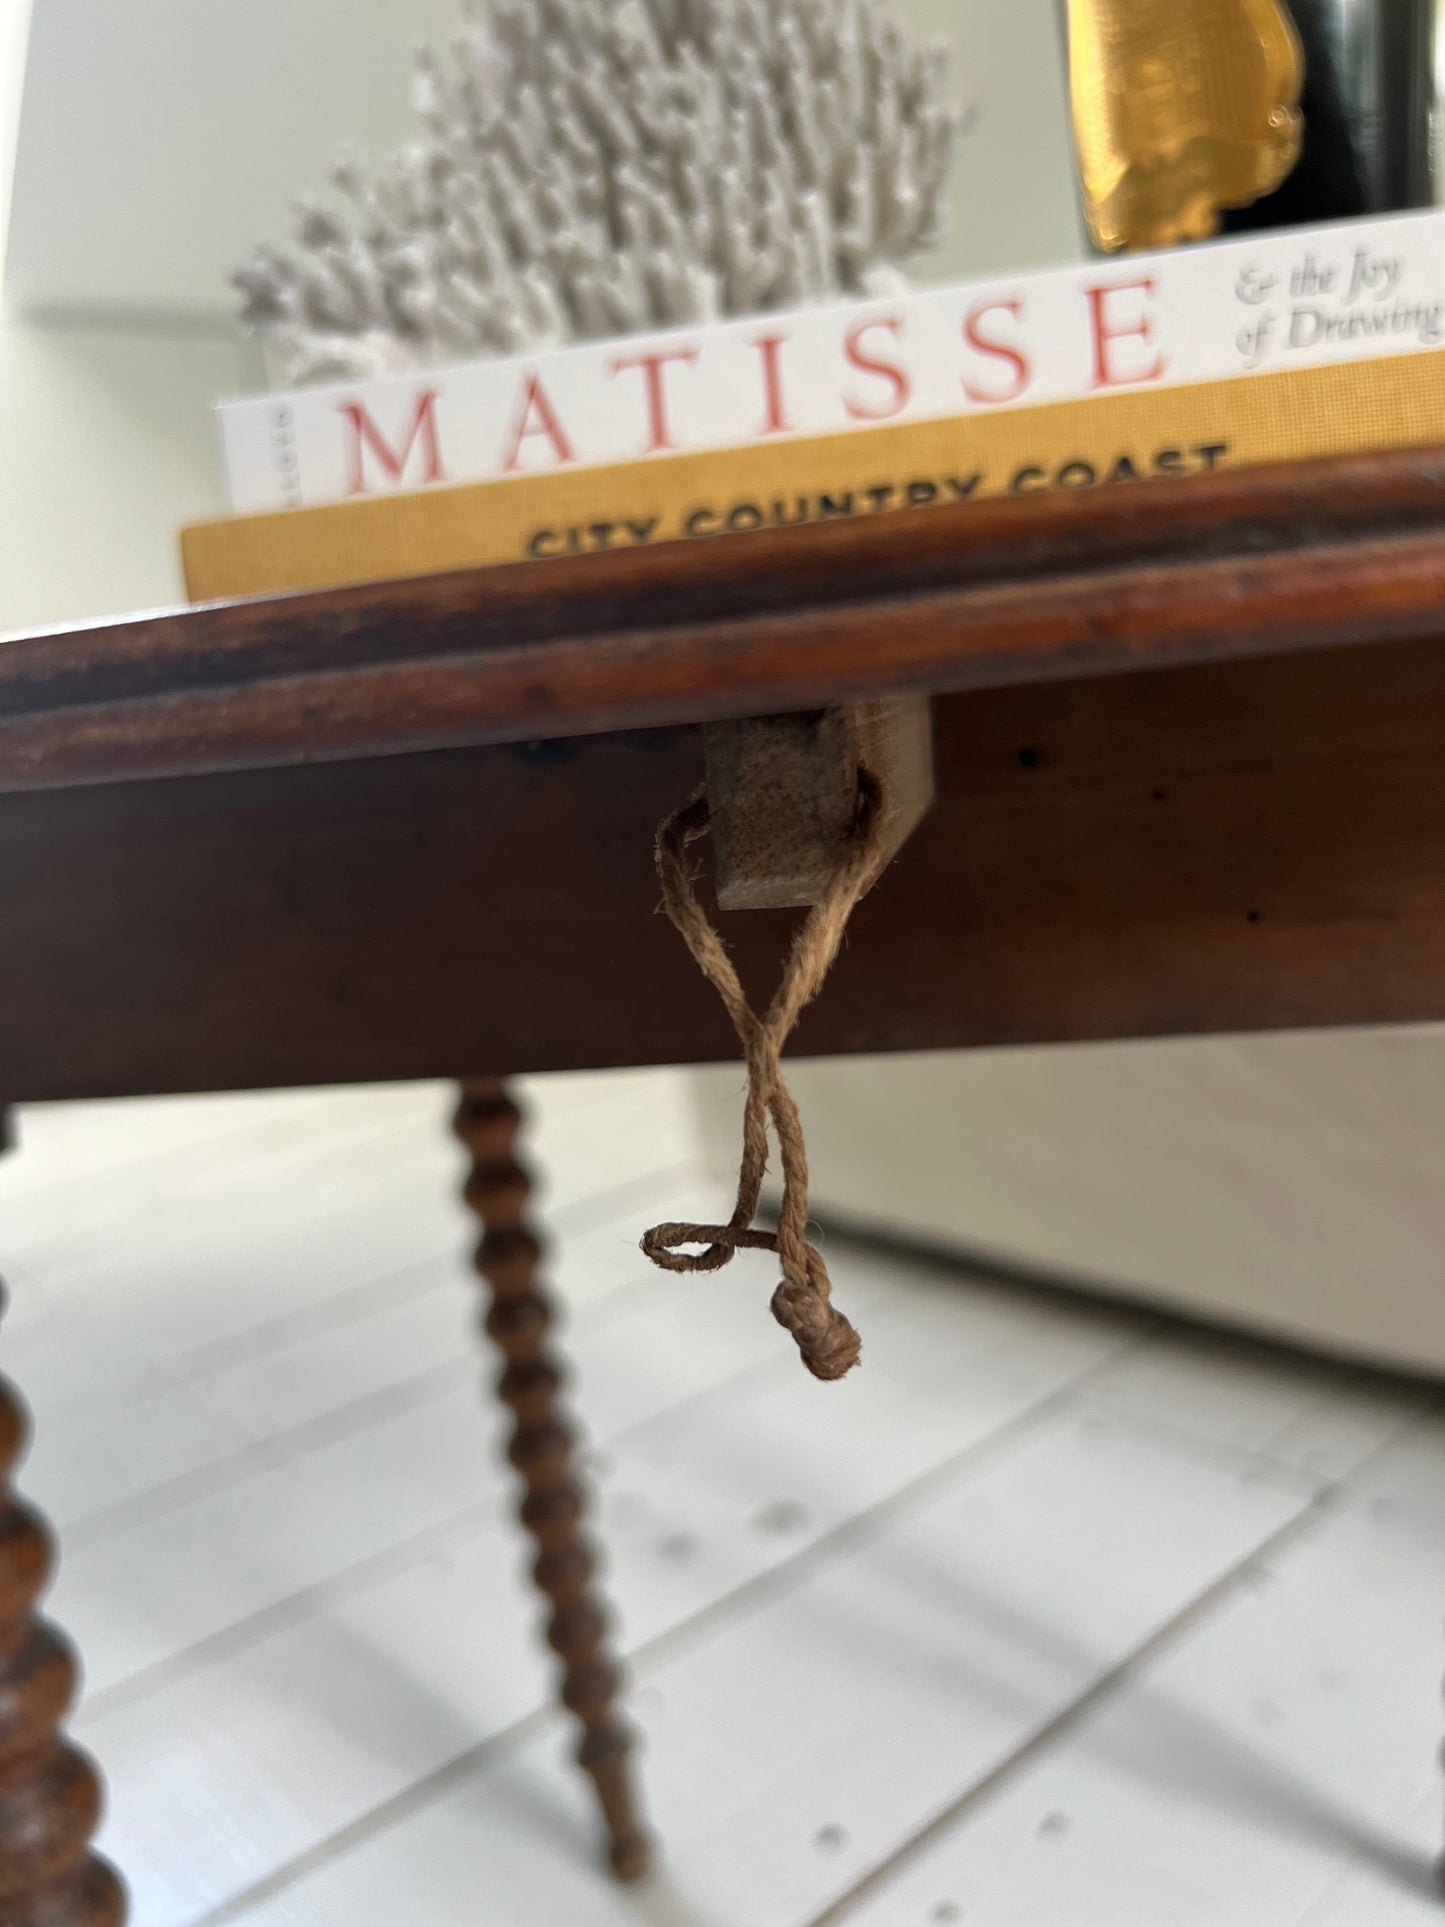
[183,207,1445,602]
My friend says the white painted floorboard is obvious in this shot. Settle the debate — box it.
[0,1075,1438,1927]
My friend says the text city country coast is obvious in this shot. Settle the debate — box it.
[521,443,1233,557]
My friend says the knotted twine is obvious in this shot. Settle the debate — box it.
[641,768,883,1381]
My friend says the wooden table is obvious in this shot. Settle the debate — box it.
[3,446,1444,1922]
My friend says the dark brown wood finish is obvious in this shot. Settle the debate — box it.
[0,1127,126,1927]
[451,1083,649,1881]
[3,446,1445,793]
[1,623,1444,1100]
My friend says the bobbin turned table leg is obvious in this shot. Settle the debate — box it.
[452,1080,650,1883]
[0,1119,126,1927]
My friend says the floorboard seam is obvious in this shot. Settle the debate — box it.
[175,1339,1152,1926]
[798,1493,1338,1927]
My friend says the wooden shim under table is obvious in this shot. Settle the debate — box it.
[704,698,936,911]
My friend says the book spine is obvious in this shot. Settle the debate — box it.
[184,346,1445,603]
[217,206,1445,516]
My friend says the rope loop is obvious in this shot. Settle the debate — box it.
[640,769,881,1382]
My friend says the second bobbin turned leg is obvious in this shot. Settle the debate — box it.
[0,1112,126,1926]
[452,1080,650,1882]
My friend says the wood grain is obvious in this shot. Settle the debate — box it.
[1,623,1444,1101]
[3,447,1445,792]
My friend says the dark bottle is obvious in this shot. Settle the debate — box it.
[1224,0,1438,229]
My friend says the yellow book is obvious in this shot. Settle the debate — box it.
[183,347,1445,603]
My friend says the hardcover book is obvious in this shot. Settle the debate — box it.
[186,206,1445,601]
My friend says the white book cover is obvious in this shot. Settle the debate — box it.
[219,208,1445,516]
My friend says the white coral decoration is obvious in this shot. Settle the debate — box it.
[235,0,961,385]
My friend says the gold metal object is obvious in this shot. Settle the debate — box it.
[1066,0,1305,250]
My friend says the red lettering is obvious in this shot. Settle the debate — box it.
[499,372,577,472]
[1086,278,1166,388]
[842,314,911,421]
[962,299,1030,405]
[339,389,446,495]
[608,343,699,453]
[751,331,793,435]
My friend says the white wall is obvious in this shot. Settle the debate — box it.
[908,0,1086,287]
[0,0,252,628]
[4,0,1083,321]
[0,0,33,267]
[0,318,249,630]
[4,0,462,319]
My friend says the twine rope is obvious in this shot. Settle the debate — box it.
[641,769,882,1381]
